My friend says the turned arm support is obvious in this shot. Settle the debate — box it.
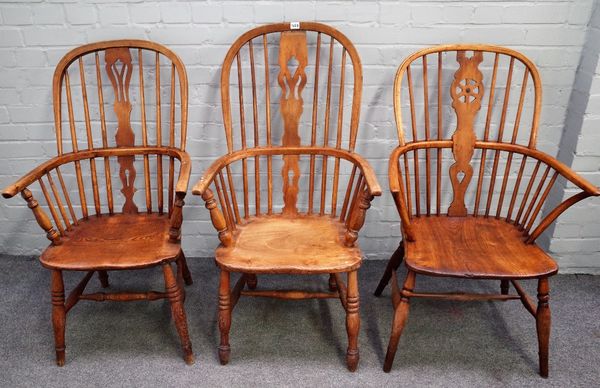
[21,188,61,245]
[201,188,233,247]
[168,192,186,243]
[192,155,233,246]
[168,151,192,242]
[343,187,375,247]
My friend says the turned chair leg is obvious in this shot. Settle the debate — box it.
[163,262,194,365]
[178,252,193,286]
[98,270,109,288]
[328,273,338,291]
[246,273,257,290]
[536,277,551,378]
[374,242,404,296]
[218,270,232,365]
[500,279,509,295]
[50,270,66,366]
[175,257,187,303]
[383,269,416,373]
[345,270,360,372]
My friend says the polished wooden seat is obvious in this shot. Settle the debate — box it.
[194,22,380,371]
[2,40,194,365]
[216,215,362,274]
[374,45,599,377]
[41,214,180,271]
[406,217,558,279]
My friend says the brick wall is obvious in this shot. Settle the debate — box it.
[0,0,598,272]
[543,1,600,273]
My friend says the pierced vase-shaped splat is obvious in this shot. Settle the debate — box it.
[278,31,308,216]
[448,51,484,216]
[105,48,137,214]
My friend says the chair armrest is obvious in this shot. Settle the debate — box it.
[191,153,231,197]
[477,142,600,197]
[192,146,382,197]
[2,147,191,244]
[168,150,192,242]
[193,146,381,247]
[474,142,599,243]
[2,155,66,199]
[173,150,191,195]
[2,146,191,199]
[520,153,598,242]
[389,141,600,243]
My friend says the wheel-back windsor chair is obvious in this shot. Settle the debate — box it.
[2,40,194,365]
[193,22,381,371]
[373,44,600,376]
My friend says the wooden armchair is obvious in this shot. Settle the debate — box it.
[373,45,600,376]
[2,40,194,365]
[193,22,381,371]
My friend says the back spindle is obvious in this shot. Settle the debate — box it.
[156,52,164,214]
[138,49,152,213]
[217,25,363,219]
[46,172,71,231]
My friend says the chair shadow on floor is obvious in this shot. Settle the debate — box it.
[366,267,540,374]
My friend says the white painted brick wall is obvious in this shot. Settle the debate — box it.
[547,1,600,273]
[0,0,598,272]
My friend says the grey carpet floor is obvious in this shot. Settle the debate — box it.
[0,255,599,387]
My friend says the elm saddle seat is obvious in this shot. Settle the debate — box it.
[215,215,363,274]
[40,213,180,271]
[406,216,558,279]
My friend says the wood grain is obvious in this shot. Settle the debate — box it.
[40,213,181,271]
[279,31,307,216]
[405,216,558,279]
[106,47,137,214]
[448,51,483,216]
[215,215,362,274]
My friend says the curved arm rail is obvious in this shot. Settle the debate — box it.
[194,146,381,247]
[2,147,191,244]
[2,147,191,199]
[192,146,381,197]
[389,141,600,243]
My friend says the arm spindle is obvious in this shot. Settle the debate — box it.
[202,188,233,247]
[22,188,61,244]
[169,192,185,243]
[344,187,373,247]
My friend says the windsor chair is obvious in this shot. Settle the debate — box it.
[193,22,380,371]
[374,45,599,377]
[2,40,194,365]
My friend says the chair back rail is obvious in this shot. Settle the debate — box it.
[219,22,363,218]
[45,40,188,219]
[393,45,549,221]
